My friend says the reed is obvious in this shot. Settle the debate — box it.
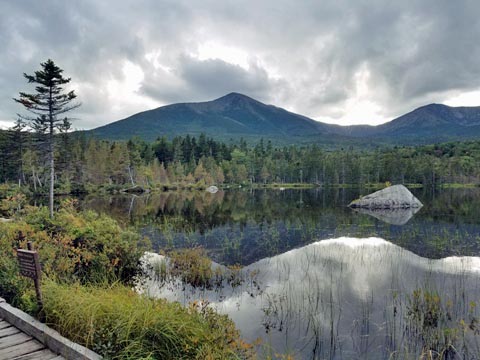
[42,280,254,359]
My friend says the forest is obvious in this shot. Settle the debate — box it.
[1,128,480,193]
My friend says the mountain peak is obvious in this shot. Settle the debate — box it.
[90,92,324,142]
[212,92,258,105]
[416,103,450,111]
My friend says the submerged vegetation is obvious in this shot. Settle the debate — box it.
[405,289,480,358]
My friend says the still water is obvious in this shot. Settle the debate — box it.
[80,188,480,359]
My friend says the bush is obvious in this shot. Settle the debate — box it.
[0,199,149,307]
[169,247,213,288]
[0,183,31,199]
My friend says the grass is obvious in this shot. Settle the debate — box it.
[149,248,254,291]
[438,183,479,188]
[168,247,214,288]
[42,280,254,359]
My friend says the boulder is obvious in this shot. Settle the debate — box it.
[0,218,12,223]
[206,185,219,194]
[348,185,422,209]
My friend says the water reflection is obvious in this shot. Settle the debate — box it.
[351,207,422,225]
[141,237,480,359]
[78,188,480,264]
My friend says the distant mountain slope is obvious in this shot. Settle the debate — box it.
[379,104,480,134]
[87,93,480,145]
[333,104,480,143]
[89,93,337,143]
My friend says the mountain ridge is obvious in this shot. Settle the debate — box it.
[87,92,480,145]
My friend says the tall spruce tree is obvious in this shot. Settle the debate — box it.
[14,59,79,217]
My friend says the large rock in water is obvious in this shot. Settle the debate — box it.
[348,185,422,209]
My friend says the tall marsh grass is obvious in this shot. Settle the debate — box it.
[42,280,254,359]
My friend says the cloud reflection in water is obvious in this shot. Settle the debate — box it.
[141,237,480,359]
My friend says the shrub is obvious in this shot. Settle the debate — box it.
[0,200,149,307]
[169,247,213,288]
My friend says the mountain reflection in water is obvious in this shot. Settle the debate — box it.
[141,237,480,359]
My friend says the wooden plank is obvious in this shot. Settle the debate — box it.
[0,321,12,330]
[0,339,44,359]
[11,348,59,360]
[0,326,20,338]
[0,302,101,360]
[0,332,32,350]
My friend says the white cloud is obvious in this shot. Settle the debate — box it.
[196,42,250,70]
[444,90,480,108]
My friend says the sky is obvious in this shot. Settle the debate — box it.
[0,0,479,130]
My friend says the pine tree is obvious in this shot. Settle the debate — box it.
[14,59,79,217]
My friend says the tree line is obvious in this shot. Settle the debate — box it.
[2,129,480,192]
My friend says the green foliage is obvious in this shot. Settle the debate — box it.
[0,192,27,217]
[0,245,32,311]
[168,248,214,288]
[42,281,254,359]
[0,183,29,199]
[0,199,149,308]
[5,128,480,192]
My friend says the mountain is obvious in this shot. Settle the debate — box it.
[87,93,480,145]
[89,92,341,144]
[378,104,480,135]
[332,104,480,143]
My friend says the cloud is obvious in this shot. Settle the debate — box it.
[140,55,281,104]
[0,0,479,129]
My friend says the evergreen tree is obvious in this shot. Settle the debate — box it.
[14,59,79,217]
[7,119,27,185]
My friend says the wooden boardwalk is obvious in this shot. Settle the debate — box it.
[0,317,64,360]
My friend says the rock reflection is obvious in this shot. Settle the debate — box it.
[351,206,422,225]
[141,237,480,359]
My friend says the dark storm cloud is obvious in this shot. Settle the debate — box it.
[0,0,479,128]
[140,56,281,104]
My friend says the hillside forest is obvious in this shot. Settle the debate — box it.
[1,129,480,193]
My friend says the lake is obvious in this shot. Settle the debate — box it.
[80,187,480,359]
